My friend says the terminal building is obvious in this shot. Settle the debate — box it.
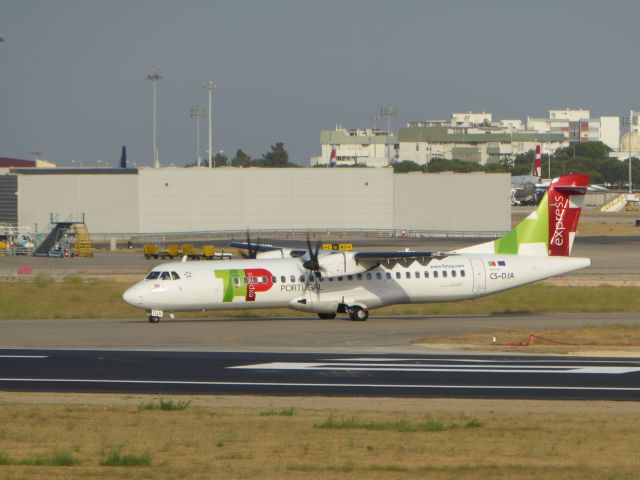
[0,167,510,236]
[527,109,620,150]
[311,128,397,167]
[314,110,623,167]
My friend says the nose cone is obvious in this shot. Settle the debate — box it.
[123,284,143,307]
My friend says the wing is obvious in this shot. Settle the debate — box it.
[229,242,307,258]
[354,251,453,268]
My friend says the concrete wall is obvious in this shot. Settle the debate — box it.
[15,168,511,235]
[18,173,139,234]
[137,167,395,233]
[393,173,510,232]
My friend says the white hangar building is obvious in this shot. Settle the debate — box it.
[0,167,510,235]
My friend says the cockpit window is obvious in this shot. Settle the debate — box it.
[146,271,161,280]
[160,271,171,280]
[171,271,180,280]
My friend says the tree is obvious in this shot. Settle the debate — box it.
[259,142,289,167]
[393,160,424,173]
[213,152,228,167]
[231,149,252,168]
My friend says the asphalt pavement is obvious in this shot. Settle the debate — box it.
[1,349,639,401]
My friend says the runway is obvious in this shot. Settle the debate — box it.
[1,349,639,400]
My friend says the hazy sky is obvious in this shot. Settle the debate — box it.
[1,0,639,166]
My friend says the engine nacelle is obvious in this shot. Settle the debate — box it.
[317,252,368,277]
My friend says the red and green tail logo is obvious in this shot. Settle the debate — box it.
[215,268,274,302]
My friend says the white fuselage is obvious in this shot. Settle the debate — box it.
[122,254,590,315]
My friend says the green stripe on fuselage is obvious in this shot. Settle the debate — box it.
[215,269,246,302]
[494,194,549,254]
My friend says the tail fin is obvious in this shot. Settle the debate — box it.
[532,145,542,177]
[455,174,589,256]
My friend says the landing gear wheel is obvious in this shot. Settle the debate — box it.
[317,312,337,320]
[148,316,160,323]
[348,306,368,321]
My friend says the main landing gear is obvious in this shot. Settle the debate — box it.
[348,306,369,321]
[317,305,369,321]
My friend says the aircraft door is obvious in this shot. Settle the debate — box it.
[470,258,486,294]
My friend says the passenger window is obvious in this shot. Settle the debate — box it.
[171,271,180,280]
[443,271,448,278]
[461,270,466,277]
[160,272,171,280]
[386,272,391,279]
[433,271,439,278]
[405,272,411,279]
[146,271,160,280]
[290,275,295,282]
[299,275,305,282]
[347,275,353,281]
[366,273,372,280]
[415,272,420,278]
[281,275,286,283]
[233,277,240,286]
[356,273,362,280]
[319,276,324,282]
[309,275,315,283]
[396,272,401,279]
[244,277,248,284]
[451,271,456,278]
[272,276,277,283]
[424,271,429,278]
[328,277,334,282]
[338,276,343,281]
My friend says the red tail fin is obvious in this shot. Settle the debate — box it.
[547,174,589,256]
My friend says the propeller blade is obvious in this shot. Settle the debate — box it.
[240,230,258,259]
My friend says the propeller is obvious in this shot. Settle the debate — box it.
[302,234,322,275]
[239,230,260,259]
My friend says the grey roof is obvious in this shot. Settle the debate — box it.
[398,126,564,143]
[11,168,138,175]
[321,130,395,145]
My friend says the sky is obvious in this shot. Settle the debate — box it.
[1,0,639,167]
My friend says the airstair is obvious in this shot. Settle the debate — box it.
[599,194,639,213]
[33,214,93,257]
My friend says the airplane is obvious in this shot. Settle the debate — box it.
[123,173,591,323]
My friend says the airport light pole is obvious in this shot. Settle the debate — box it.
[147,67,162,168]
[204,81,216,168]
[190,107,206,166]
[627,110,635,194]
[381,105,396,164]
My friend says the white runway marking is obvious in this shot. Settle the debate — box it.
[230,361,640,375]
[0,377,639,393]
[0,355,48,359]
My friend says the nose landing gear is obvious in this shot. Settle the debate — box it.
[147,310,164,323]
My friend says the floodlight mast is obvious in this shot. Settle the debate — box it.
[629,109,634,194]
[204,81,216,168]
[380,105,396,164]
[190,107,206,166]
[147,67,162,168]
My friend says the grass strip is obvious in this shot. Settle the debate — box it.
[0,278,639,320]
[138,399,191,411]
[260,407,296,416]
[0,450,79,466]
[314,414,483,432]
[100,449,151,467]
